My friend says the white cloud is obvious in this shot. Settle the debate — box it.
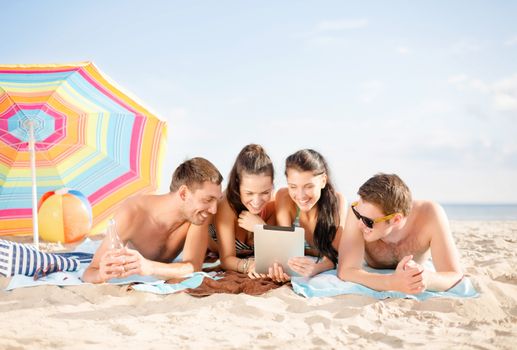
[493,92,517,112]
[308,35,344,46]
[224,97,249,106]
[316,19,369,32]
[450,39,483,54]
[305,18,367,47]
[447,74,468,85]
[504,35,517,47]
[449,73,517,114]
[358,80,384,103]
[492,74,517,112]
[447,74,490,94]
[396,46,411,55]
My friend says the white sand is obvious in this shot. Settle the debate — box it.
[1,221,516,349]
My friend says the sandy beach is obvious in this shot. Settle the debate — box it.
[0,220,516,349]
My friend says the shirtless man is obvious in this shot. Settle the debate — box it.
[83,157,223,284]
[337,173,463,293]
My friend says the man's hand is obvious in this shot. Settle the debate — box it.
[119,248,154,277]
[237,210,265,232]
[99,249,125,282]
[391,255,425,294]
[288,256,320,278]
[404,258,428,291]
[268,262,291,283]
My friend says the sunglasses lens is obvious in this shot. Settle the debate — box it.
[352,205,375,229]
[363,218,374,229]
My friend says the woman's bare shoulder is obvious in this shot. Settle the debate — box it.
[215,195,237,220]
[275,187,290,201]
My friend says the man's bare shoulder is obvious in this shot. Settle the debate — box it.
[411,200,447,222]
[116,194,161,222]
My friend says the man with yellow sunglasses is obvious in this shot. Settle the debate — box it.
[337,173,463,294]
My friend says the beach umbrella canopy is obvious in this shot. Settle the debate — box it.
[0,62,167,243]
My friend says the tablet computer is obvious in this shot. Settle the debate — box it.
[253,224,304,276]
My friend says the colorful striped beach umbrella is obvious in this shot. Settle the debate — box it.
[0,62,167,245]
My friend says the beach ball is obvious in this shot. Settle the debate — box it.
[38,188,92,243]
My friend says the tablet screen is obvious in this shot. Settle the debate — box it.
[253,224,304,276]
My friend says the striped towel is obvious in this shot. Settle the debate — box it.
[0,239,93,278]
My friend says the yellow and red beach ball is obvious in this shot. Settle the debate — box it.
[37,188,92,243]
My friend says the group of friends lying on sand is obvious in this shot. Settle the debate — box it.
[80,144,463,294]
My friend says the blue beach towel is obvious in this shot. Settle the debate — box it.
[3,238,209,291]
[291,266,479,300]
[130,272,216,294]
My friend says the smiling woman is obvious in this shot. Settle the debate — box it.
[210,144,276,277]
[274,149,348,281]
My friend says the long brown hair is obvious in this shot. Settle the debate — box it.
[286,149,339,265]
[226,144,274,215]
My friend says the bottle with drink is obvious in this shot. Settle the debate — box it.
[107,218,124,250]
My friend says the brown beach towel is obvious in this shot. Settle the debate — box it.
[164,251,286,297]
[183,270,286,297]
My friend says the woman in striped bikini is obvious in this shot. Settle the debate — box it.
[272,149,348,282]
[209,144,276,278]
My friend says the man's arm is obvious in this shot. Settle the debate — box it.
[421,202,463,291]
[337,209,425,294]
[121,220,210,280]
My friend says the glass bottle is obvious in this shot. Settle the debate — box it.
[107,218,124,250]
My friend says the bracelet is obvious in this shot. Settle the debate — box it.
[242,258,250,274]
[237,258,246,273]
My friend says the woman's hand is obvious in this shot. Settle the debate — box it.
[243,258,268,279]
[237,210,265,232]
[288,256,321,278]
[268,262,291,283]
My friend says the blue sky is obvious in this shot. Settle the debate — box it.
[3,1,517,203]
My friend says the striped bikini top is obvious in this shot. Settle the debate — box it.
[210,208,269,251]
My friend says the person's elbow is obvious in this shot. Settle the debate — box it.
[81,270,93,283]
[337,266,354,281]
[188,260,203,272]
[81,267,100,284]
[219,256,233,271]
[448,270,465,288]
[337,262,365,282]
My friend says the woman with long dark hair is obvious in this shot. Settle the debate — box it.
[273,149,347,281]
[210,144,276,277]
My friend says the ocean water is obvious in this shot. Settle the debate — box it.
[441,204,517,221]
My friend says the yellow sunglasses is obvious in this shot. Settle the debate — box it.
[351,201,397,229]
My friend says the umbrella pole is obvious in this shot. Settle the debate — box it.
[28,121,39,249]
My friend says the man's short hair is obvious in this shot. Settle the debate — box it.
[170,157,223,192]
[358,173,412,216]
